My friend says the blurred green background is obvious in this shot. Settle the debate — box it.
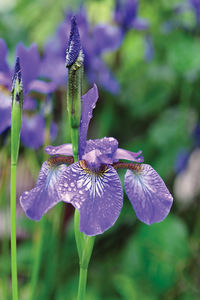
[0,0,200,299]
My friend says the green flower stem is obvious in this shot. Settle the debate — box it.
[77,267,88,300]
[67,65,83,161]
[10,163,18,300]
[74,212,95,300]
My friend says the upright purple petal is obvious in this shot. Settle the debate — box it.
[124,164,173,225]
[45,143,73,156]
[79,84,98,158]
[113,148,144,163]
[20,161,67,220]
[83,137,119,167]
[0,39,10,74]
[16,43,40,93]
[58,161,123,235]
[21,114,45,149]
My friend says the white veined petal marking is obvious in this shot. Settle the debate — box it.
[77,160,111,199]
[59,160,116,210]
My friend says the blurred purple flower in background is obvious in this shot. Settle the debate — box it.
[20,84,173,236]
[114,0,149,32]
[189,0,200,26]
[41,7,122,93]
[0,40,57,149]
[165,0,200,32]
[0,39,12,134]
[174,122,200,205]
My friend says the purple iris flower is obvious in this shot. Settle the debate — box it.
[20,84,173,236]
[114,0,149,32]
[0,40,57,149]
[189,0,200,26]
[41,8,122,94]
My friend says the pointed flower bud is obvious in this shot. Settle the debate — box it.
[11,57,23,164]
[12,56,23,104]
[66,16,83,69]
[66,17,83,161]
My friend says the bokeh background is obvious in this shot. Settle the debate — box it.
[0,0,200,299]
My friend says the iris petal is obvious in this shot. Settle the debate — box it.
[20,161,67,221]
[124,164,173,225]
[83,137,119,166]
[113,148,144,163]
[79,84,99,158]
[45,144,73,156]
[58,161,123,236]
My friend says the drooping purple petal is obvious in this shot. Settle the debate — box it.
[0,39,10,74]
[79,84,99,159]
[66,16,81,67]
[20,161,67,220]
[58,161,123,235]
[124,164,173,225]
[45,143,73,156]
[113,148,144,163]
[21,114,45,149]
[16,43,40,93]
[0,89,11,133]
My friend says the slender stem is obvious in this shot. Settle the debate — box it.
[29,220,45,300]
[77,267,88,300]
[10,163,18,300]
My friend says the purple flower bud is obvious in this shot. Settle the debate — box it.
[12,57,22,92]
[66,16,82,67]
